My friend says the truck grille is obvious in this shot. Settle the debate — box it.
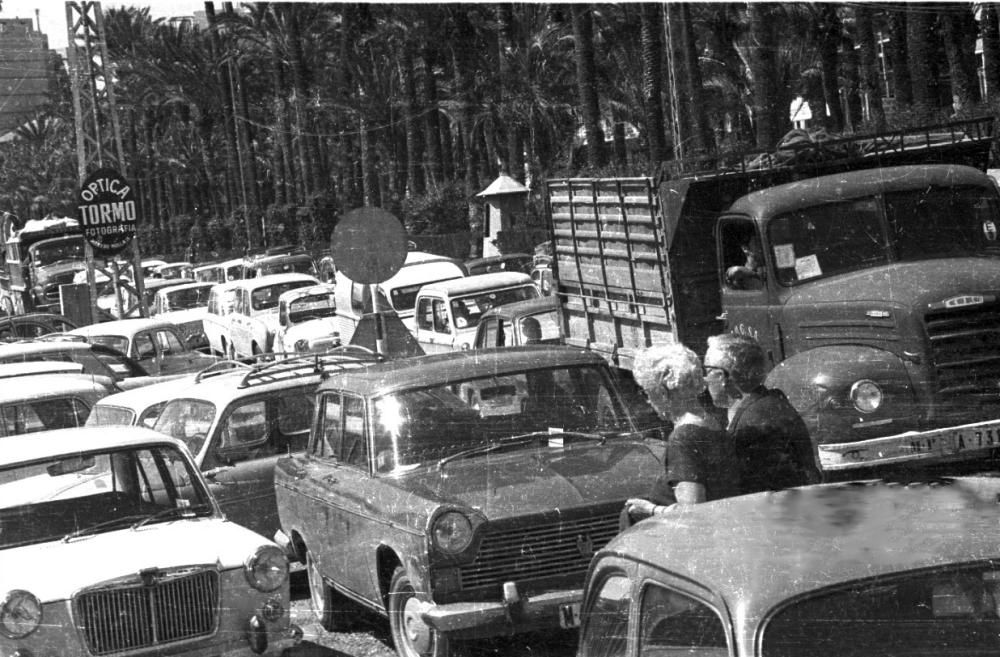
[925,303,1000,400]
[43,272,80,301]
[459,512,619,590]
[74,568,218,655]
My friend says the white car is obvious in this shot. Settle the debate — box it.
[203,280,243,357]
[0,426,302,656]
[273,283,340,355]
[226,273,319,358]
[149,281,215,352]
[194,257,246,284]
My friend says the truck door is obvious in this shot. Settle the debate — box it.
[718,217,778,363]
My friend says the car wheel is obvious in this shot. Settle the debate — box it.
[388,566,451,657]
[307,550,355,632]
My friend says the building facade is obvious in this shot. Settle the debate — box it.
[0,18,53,134]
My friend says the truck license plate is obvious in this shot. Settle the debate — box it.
[558,602,582,628]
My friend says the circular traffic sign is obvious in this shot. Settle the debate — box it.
[77,167,138,256]
[331,208,408,284]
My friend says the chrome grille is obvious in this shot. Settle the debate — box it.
[460,512,620,589]
[925,303,1000,399]
[75,568,218,655]
[43,272,81,301]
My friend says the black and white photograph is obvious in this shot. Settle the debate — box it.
[2,1,1000,656]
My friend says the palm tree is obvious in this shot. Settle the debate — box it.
[571,5,606,169]
[982,4,1000,104]
[854,4,885,129]
[939,2,980,114]
[747,3,782,149]
[640,3,666,165]
[906,3,937,122]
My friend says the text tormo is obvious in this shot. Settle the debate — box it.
[78,200,137,226]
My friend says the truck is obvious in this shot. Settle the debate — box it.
[0,214,87,315]
[546,116,1000,477]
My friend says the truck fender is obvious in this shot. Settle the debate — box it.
[765,345,918,446]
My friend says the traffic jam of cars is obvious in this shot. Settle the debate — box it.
[6,127,1000,656]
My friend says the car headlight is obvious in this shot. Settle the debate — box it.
[432,511,473,554]
[244,545,289,592]
[1,589,42,639]
[849,379,883,413]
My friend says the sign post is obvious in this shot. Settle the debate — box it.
[331,208,408,355]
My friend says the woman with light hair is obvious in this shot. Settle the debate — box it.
[624,343,739,521]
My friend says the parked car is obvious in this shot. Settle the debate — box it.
[194,257,246,284]
[102,276,196,319]
[226,273,320,358]
[413,272,539,353]
[462,252,533,276]
[204,280,243,356]
[274,346,669,656]
[0,312,77,341]
[0,361,113,436]
[93,351,377,540]
[139,257,168,278]
[333,250,466,341]
[150,280,215,352]
[474,296,563,348]
[69,317,218,376]
[153,260,194,279]
[244,248,316,279]
[579,476,1000,657]
[273,283,340,355]
[0,339,154,390]
[0,426,302,656]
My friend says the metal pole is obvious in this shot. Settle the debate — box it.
[370,284,385,355]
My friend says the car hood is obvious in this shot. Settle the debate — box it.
[783,257,1000,309]
[392,439,661,520]
[158,308,208,325]
[0,518,270,602]
[283,318,339,342]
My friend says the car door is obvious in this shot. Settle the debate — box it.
[131,331,161,375]
[416,296,454,354]
[153,327,204,375]
[229,288,251,357]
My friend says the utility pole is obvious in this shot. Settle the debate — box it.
[65,1,147,323]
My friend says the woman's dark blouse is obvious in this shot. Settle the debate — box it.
[647,422,740,505]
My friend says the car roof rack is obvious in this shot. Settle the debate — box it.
[194,359,253,383]
[237,346,384,388]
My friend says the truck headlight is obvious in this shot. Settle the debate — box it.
[432,511,473,554]
[849,379,883,413]
[1,589,42,638]
[244,545,289,592]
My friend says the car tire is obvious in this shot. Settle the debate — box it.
[307,550,355,632]
[388,566,451,657]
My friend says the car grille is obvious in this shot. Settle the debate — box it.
[74,568,219,655]
[925,302,1000,400]
[459,511,620,590]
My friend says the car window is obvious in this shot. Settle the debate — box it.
[500,319,514,347]
[316,393,342,457]
[432,299,450,333]
[342,395,367,468]
[251,281,314,312]
[579,574,630,657]
[519,311,561,343]
[0,397,90,436]
[153,399,216,457]
[85,405,136,427]
[217,400,268,462]
[137,402,166,429]
[416,298,433,331]
[87,335,130,355]
[155,329,185,356]
[639,583,727,656]
[450,285,538,330]
[133,333,156,361]
[277,391,314,443]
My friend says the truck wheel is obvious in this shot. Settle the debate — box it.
[307,550,355,632]
[388,566,451,657]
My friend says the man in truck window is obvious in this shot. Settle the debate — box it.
[704,333,820,492]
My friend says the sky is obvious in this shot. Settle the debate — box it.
[0,1,209,51]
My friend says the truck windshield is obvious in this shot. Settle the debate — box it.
[769,185,1000,286]
[31,239,84,267]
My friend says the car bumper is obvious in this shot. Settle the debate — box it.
[818,417,1000,472]
[417,586,582,640]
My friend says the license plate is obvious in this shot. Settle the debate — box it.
[558,602,581,629]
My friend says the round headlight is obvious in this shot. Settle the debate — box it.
[244,545,289,592]
[849,379,883,413]
[1,589,42,639]
[432,511,473,554]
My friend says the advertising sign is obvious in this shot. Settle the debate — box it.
[77,168,137,255]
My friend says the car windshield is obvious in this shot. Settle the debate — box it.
[0,396,90,435]
[768,185,1000,286]
[450,285,538,330]
[164,286,213,311]
[260,258,314,276]
[30,239,85,267]
[369,364,643,473]
[389,276,463,313]
[289,293,336,323]
[85,405,136,427]
[152,399,217,457]
[195,267,223,283]
[87,335,129,354]
[252,281,314,312]
[0,443,213,548]
[762,563,1000,656]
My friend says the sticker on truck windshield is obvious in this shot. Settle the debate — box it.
[794,254,822,280]
[983,220,998,241]
[773,243,796,268]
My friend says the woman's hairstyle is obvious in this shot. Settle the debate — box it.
[706,333,767,391]
[633,343,703,394]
